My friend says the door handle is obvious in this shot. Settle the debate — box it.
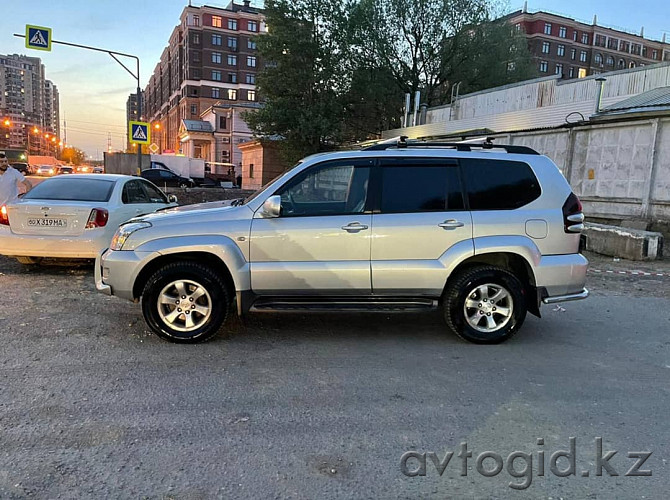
[341,222,369,232]
[438,219,465,229]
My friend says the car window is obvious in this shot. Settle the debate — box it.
[159,170,175,179]
[461,159,541,210]
[141,181,168,203]
[275,160,371,217]
[142,170,158,178]
[380,163,463,213]
[122,180,151,204]
[23,178,115,202]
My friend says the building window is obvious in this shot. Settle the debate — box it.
[212,15,222,28]
[192,15,200,26]
[515,23,521,32]
[618,59,625,69]
[539,61,548,73]
[212,34,222,46]
[190,104,197,115]
[228,37,237,50]
[228,54,237,65]
[594,53,603,65]
[228,89,237,100]
[248,90,256,101]
[580,50,587,62]
[247,56,257,67]
[192,33,200,45]
[544,23,552,35]
[219,116,227,129]
[642,46,647,57]
[246,73,256,84]
[212,70,222,81]
[559,27,567,38]
[572,30,577,41]
[581,33,589,44]
[212,52,222,64]
[228,73,237,83]
[578,68,587,78]
[248,39,256,50]
[249,163,254,178]
[193,51,201,62]
[608,38,618,50]
[541,41,550,54]
[629,61,636,68]
[555,63,563,75]
[248,21,258,32]
[228,19,238,30]
[570,48,576,60]
[557,44,565,57]
[606,55,615,66]
[652,49,658,60]
[212,88,220,98]
[569,67,575,78]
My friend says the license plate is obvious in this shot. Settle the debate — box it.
[27,218,67,227]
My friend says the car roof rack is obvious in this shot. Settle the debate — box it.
[363,136,540,155]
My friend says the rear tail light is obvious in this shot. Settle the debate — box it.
[562,192,584,233]
[0,205,9,226]
[85,208,109,229]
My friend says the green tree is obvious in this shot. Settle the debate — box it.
[59,147,86,166]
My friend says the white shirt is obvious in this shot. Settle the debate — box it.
[0,167,25,205]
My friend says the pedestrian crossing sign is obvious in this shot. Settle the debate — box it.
[26,25,52,51]
[129,121,150,145]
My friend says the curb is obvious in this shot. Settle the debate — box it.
[589,268,670,278]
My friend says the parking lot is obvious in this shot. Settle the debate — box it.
[1,252,669,498]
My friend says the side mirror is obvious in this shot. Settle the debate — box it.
[261,195,281,218]
[167,194,178,204]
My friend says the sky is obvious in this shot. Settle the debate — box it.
[3,0,670,158]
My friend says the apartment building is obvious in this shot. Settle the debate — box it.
[143,0,264,162]
[0,53,60,150]
[505,6,670,79]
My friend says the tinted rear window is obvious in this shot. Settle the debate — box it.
[381,165,464,213]
[462,159,541,210]
[23,179,115,202]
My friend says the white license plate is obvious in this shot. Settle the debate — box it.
[27,218,67,228]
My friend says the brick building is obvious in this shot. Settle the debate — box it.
[505,6,670,79]
[143,1,264,159]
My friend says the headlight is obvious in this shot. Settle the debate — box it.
[110,222,152,250]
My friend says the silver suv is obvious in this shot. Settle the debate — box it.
[95,140,588,344]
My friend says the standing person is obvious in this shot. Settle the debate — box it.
[0,152,32,205]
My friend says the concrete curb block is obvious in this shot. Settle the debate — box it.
[582,223,664,261]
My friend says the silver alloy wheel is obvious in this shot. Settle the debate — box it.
[463,283,514,333]
[157,279,212,333]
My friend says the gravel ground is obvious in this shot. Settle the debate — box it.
[0,252,669,499]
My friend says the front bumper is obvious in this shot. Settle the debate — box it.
[95,247,157,301]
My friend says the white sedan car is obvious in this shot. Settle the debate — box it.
[0,174,176,264]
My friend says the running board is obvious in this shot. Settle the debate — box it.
[249,296,439,313]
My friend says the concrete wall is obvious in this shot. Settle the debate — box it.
[383,63,670,140]
[103,152,151,175]
[484,117,670,224]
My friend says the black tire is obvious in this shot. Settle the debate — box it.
[443,266,527,344]
[16,256,42,265]
[141,261,231,343]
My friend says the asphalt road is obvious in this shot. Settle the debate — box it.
[0,254,669,499]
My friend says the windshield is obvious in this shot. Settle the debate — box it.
[23,178,115,202]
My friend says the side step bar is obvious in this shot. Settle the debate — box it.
[250,296,439,313]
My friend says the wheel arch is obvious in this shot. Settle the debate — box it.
[443,248,541,317]
[130,235,250,301]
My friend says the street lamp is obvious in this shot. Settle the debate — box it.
[154,122,162,153]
